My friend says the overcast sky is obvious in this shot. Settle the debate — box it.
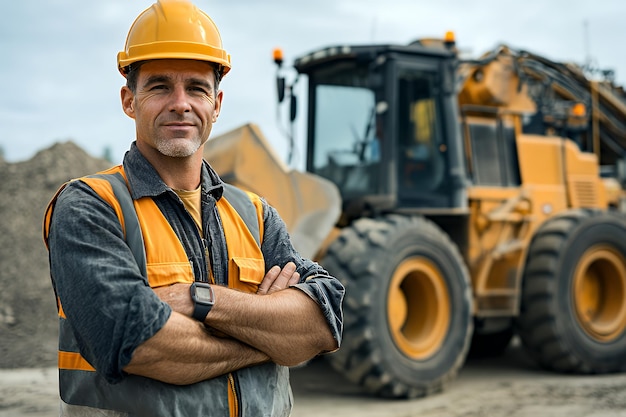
[2,0,625,165]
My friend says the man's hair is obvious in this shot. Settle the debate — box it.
[125,62,143,93]
[125,61,222,94]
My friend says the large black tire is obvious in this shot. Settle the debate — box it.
[322,215,473,398]
[517,209,626,373]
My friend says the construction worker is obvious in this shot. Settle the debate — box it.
[43,0,344,415]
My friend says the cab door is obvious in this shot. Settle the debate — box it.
[390,56,467,210]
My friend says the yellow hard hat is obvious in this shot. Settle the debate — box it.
[117,0,231,77]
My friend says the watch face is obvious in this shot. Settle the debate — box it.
[195,285,214,303]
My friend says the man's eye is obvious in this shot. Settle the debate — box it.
[150,85,167,91]
[190,87,209,94]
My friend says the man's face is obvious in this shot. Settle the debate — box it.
[122,59,222,158]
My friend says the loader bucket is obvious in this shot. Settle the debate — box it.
[204,123,341,259]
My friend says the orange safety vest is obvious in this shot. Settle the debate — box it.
[43,165,276,417]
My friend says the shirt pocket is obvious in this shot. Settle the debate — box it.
[147,262,195,288]
[231,257,265,292]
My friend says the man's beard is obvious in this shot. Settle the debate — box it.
[155,136,202,158]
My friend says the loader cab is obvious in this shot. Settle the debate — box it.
[295,43,468,221]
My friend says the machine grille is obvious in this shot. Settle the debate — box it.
[570,179,598,207]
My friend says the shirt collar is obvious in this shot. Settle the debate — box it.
[122,141,224,201]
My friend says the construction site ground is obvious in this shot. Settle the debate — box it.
[2,339,626,417]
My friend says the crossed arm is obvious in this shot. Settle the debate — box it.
[124,262,337,385]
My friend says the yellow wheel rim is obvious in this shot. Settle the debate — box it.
[573,245,626,342]
[387,257,451,360]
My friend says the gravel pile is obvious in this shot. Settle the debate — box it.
[0,142,112,368]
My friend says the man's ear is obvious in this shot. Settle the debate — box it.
[121,86,136,119]
[212,90,224,122]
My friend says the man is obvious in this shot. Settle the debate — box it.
[43,0,344,415]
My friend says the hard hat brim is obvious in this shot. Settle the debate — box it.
[117,41,231,76]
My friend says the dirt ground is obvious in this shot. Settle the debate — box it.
[2,341,626,417]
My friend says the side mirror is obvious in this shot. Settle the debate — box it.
[277,77,286,103]
[290,94,297,122]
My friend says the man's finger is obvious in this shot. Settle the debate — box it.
[287,272,300,287]
[257,265,281,295]
[271,262,296,291]
[257,262,299,295]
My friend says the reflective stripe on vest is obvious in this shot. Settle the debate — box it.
[44,165,269,417]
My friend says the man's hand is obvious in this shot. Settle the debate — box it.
[257,262,300,295]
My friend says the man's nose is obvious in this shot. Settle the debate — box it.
[168,87,192,113]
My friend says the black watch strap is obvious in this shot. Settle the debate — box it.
[192,302,213,322]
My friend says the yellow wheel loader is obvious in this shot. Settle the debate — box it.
[205,34,626,398]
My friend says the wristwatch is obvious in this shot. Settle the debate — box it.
[190,282,215,321]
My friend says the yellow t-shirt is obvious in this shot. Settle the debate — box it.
[174,186,202,235]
